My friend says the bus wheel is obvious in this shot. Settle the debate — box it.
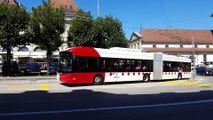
[93,75,103,85]
[178,74,182,80]
[143,74,150,82]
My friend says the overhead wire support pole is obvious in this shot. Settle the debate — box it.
[192,36,196,79]
[97,0,100,17]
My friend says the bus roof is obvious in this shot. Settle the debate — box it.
[64,47,191,62]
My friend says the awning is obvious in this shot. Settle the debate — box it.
[0,51,14,55]
[13,52,30,58]
[13,52,59,59]
[30,52,46,58]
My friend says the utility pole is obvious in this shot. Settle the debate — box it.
[192,36,196,79]
[97,0,100,17]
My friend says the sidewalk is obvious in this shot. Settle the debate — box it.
[0,75,58,85]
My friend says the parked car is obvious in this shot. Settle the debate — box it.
[20,62,41,74]
[37,62,47,71]
[49,62,59,74]
[196,67,213,76]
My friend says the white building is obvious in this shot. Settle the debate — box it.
[130,29,213,66]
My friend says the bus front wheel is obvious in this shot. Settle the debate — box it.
[93,75,103,85]
[143,74,150,82]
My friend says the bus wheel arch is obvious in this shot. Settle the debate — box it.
[143,74,150,82]
[93,74,104,85]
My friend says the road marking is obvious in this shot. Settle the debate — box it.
[160,80,189,85]
[7,85,34,91]
[40,84,49,90]
[1,99,213,116]
[196,83,211,87]
[5,84,50,91]
[182,81,198,86]
[176,81,199,86]
[161,80,213,88]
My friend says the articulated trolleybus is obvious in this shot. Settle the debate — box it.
[57,47,191,85]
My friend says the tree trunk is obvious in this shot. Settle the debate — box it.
[46,51,52,76]
[3,48,12,76]
[6,48,11,63]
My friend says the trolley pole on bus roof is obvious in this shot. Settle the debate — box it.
[192,36,196,79]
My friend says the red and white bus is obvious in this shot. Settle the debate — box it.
[57,47,191,85]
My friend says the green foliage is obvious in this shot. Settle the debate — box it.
[68,10,94,47]
[68,11,128,48]
[30,0,65,75]
[101,16,128,48]
[30,0,65,51]
[0,3,30,61]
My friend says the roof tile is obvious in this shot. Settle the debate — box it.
[0,0,18,5]
[50,0,78,11]
[143,48,213,54]
[140,29,213,44]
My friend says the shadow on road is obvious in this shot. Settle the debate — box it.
[1,90,213,120]
[61,78,190,87]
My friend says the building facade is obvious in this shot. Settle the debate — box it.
[130,29,213,66]
[0,0,78,63]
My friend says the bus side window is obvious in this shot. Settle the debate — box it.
[77,57,88,72]
[99,59,105,71]
[135,63,141,71]
[126,64,131,71]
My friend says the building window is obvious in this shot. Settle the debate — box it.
[204,54,207,62]
[138,43,140,49]
[203,54,207,62]
[18,47,29,52]
[207,45,209,48]
[165,45,169,48]
[153,44,156,48]
[195,45,198,48]
[180,45,183,48]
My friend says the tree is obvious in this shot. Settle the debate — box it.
[30,0,65,75]
[0,3,30,75]
[68,12,128,48]
[95,16,128,48]
[68,10,94,47]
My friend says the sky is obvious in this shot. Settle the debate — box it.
[17,0,213,39]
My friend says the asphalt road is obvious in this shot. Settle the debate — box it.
[1,76,213,120]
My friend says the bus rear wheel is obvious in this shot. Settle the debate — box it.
[93,75,103,85]
[143,74,150,82]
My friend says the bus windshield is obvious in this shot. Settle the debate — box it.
[59,52,72,73]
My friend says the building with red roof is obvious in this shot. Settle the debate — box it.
[50,0,78,22]
[130,29,213,65]
[0,0,19,5]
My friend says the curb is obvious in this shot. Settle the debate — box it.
[0,79,58,85]
[0,76,56,80]
[0,76,58,85]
